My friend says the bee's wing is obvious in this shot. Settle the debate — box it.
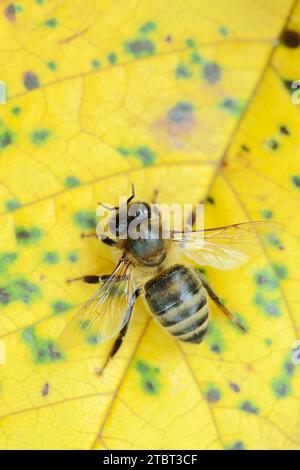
[172,221,281,270]
[58,257,136,349]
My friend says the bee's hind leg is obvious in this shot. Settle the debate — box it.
[66,275,101,284]
[196,271,248,333]
[96,288,141,376]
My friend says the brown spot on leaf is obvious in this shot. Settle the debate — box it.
[280,29,300,48]
[4,4,15,22]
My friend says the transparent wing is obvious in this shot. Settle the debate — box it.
[58,257,136,349]
[172,221,282,270]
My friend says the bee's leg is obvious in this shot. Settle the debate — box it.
[97,288,141,376]
[196,272,248,333]
[66,275,101,284]
[99,235,117,246]
[81,232,117,247]
[152,188,159,204]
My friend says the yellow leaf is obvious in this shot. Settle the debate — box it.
[0,0,300,450]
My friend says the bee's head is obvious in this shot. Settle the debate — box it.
[100,185,160,239]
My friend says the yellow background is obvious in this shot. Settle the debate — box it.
[0,0,300,450]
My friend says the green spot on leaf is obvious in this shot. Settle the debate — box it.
[22,327,64,364]
[124,38,155,58]
[51,300,73,315]
[44,18,58,28]
[15,226,43,245]
[43,252,59,264]
[0,252,17,273]
[64,176,80,188]
[5,198,21,212]
[74,210,97,229]
[107,53,117,65]
[135,359,161,395]
[0,277,40,306]
[30,129,51,147]
[175,63,192,79]
[16,227,42,245]
[139,21,156,34]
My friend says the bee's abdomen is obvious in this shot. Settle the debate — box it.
[145,264,209,344]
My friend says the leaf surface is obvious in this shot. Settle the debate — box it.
[0,0,300,450]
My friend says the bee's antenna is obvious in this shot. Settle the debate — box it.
[127,183,135,204]
[97,202,118,211]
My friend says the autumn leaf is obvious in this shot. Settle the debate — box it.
[0,0,300,450]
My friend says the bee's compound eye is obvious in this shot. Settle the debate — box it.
[129,202,149,220]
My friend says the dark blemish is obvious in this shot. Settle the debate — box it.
[47,344,61,360]
[125,39,155,58]
[42,382,50,397]
[91,59,101,69]
[67,251,78,263]
[136,360,150,374]
[203,62,221,84]
[283,79,294,93]
[255,293,282,317]
[107,53,117,64]
[219,26,229,37]
[74,210,97,229]
[206,388,221,403]
[272,263,288,280]
[135,359,161,395]
[86,335,101,346]
[219,98,242,115]
[0,287,10,305]
[139,22,156,34]
[265,138,279,150]
[165,35,172,43]
[230,441,245,450]
[0,128,15,150]
[190,51,202,64]
[47,61,57,71]
[284,361,295,376]
[266,233,284,250]
[241,144,250,152]
[292,175,300,188]
[30,128,51,146]
[175,63,192,79]
[205,196,215,204]
[280,29,300,48]
[211,344,221,354]
[254,269,279,290]
[4,4,15,22]
[229,382,240,393]
[134,146,157,166]
[11,106,21,116]
[43,252,59,264]
[279,125,290,135]
[240,401,259,414]
[64,176,80,188]
[168,102,193,124]
[1,278,40,306]
[5,198,21,212]
[272,378,291,398]
[15,226,43,245]
[23,71,40,90]
[44,18,58,28]
[51,300,73,315]
[261,209,273,219]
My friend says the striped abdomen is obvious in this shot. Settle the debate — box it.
[145,264,209,343]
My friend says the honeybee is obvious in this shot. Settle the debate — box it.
[60,186,277,369]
